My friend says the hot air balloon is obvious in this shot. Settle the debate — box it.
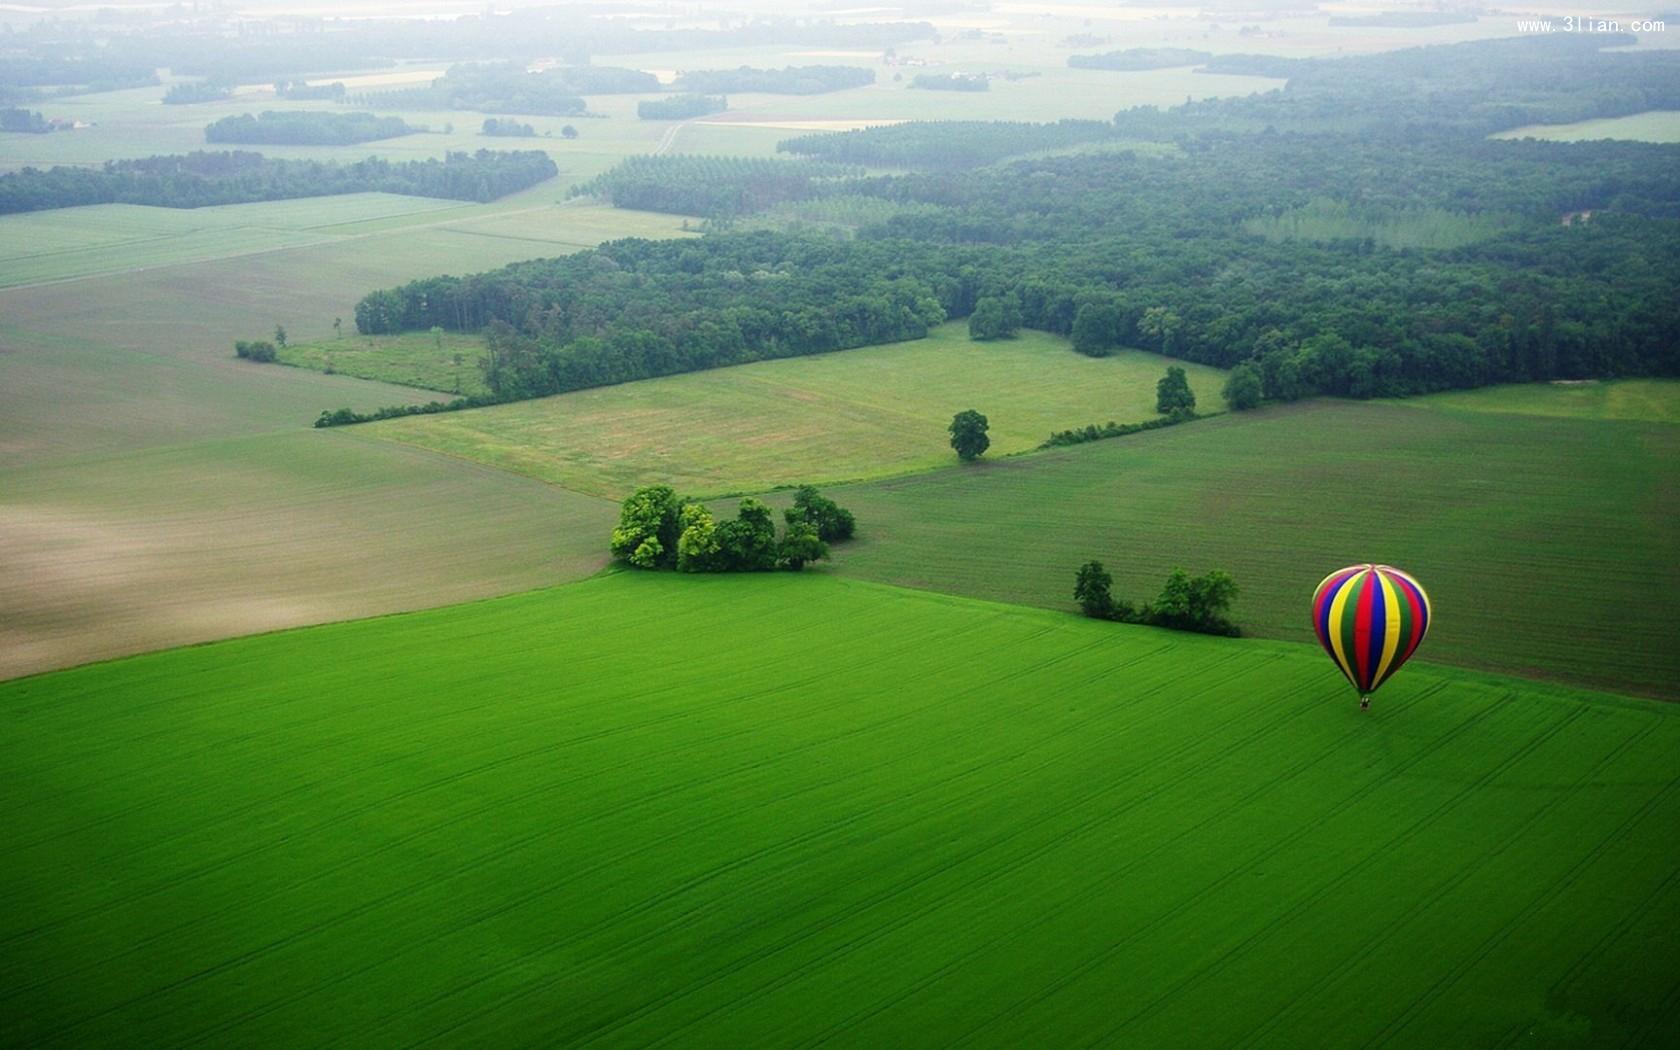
[1311,564,1432,710]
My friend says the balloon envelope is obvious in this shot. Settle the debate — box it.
[1311,564,1432,696]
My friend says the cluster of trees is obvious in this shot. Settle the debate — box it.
[481,118,536,137]
[0,56,157,98]
[779,119,1118,169]
[1067,48,1210,71]
[233,340,279,363]
[670,66,874,95]
[610,485,854,573]
[910,73,988,92]
[363,62,658,116]
[274,80,347,101]
[162,79,234,105]
[1074,562,1241,637]
[570,154,860,217]
[637,94,726,120]
[0,150,557,215]
[1,108,52,133]
[204,112,417,146]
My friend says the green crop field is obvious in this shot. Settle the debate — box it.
[818,398,1680,698]
[1415,379,1680,424]
[279,330,491,396]
[368,323,1228,497]
[3,572,1677,1047]
[1493,109,1680,144]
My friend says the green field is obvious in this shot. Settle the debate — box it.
[1416,379,1680,424]
[278,329,491,396]
[0,430,617,681]
[818,398,1680,698]
[1493,109,1680,144]
[3,572,1677,1046]
[368,323,1228,497]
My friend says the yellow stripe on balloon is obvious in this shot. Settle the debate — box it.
[1326,571,1358,686]
[1372,571,1403,686]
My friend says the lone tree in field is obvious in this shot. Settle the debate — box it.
[1223,362,1263,411]
[273,324,288,349]
[1156,366,1196,416]
[949,409,991,461]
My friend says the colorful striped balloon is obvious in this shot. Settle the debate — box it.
[1311,564,1432,709]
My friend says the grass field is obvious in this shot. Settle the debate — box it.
[278,329,490,396]
[1415,379,1680,424]
[818,398,1680,698]
[369,323,1228,497]
[1493,109,1680,144]
[3,572,1677,1046]
[0,430,618,681]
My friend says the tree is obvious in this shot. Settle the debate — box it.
[949,409,990,461]
[1156,366,1196,415]
[1071,301,1120,356]
[1138,306,1179,354]
[332,316,343,340]
[778,519,828,571]
[273,324,288,348]
[1223,361,1263,410]
[1074,561,1115,619]
[1149,567,1240,635]
[675,502,721,572]
[561,125,579,139]
[715,497,779,571]
[968,294,1019,340]
[786,485,855,542]
[610,485,683,569]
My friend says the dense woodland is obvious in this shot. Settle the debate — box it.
[571,155,860,218]
[637,95,727,121]
[331,35,1680,423]
[204,111,417,146]
[1,107,53,133]
[0,56,157,99]
[670,66,874,95]
[353,63,658,117]
[779,119,1119,170]
[0,150,557,214]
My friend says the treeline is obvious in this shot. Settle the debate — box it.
[205,111,417,146]
[1,107,52,133]
[779,119,1118,170]
[570,155,861,217]
[481,118,536,137]
[0,149,558,214]
[163,79,233,105]
[361,62,657,116]
[1075,563,1241,637]
[910,73,988,92]
[610,485,853,573]
[0,56,157,97]
[670,65,874,95]
[637,95,726,120]
[1068,48,1210,71]
[1328,12,1476,27]
[351,233,947,401]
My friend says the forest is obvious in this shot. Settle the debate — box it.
[779,119,1118,169]
[334,35,1679,424]
[204,111,417,146]
[670,66,875,95]
[0,149,558,214]
[354,63,657,116]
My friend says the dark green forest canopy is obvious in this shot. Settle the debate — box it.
[0,149,557,214]
[571,155,863,217]
[338,35,1680,421]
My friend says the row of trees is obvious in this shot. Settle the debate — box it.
[1075,562,1241,636]
[205,111,417,146]
[359,62,658,116]
[671,66,874,95]
[162,79,233,105]
[610,485,854,573]
[637,94,726,120]
[910,74,988,92]
[1067,48,1210,71]
[481,118,536,137]
[0,149,558,214]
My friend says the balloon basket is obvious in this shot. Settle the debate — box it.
[1359,696,1371,711]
